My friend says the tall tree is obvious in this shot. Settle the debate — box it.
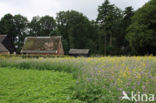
[123,7,134,28]
[28,16,41,36]
[56,10,96,53]
[29,15,56,36]
[13,15,28,53]
[97,0,123,55]
[39,16,56,36]
[119,6,134,54]
[0,14,16,53]
[126,0,156,55]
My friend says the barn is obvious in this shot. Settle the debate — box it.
[69,49,90,57]
[21,36,64,55]
[0,35,15,54]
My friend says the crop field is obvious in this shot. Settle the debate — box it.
[0,68,79,103]
[0,56,155,103]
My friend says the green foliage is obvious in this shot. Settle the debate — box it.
[126,0,156,55]
[13,15,28,53]
[39,16,56,36]
[0,14,16,53]
[49,28,61,36]
[28,16,41,36]
[0,14,28,53]
[72,57,156,102]
[119,6,134,55]
[0,67,82,103]
[1,56,155,102]
[97,0,124,55]
[56,10,97,54]
[123,7,134,28]
[29,16,56,36]
[0,58,78,74]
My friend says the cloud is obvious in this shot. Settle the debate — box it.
[0,0,150,21]
[0,0,61,21]
[110,0,149,9]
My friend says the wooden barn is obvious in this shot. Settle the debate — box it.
[0,35,15,54]
[21,36,64,55]
[69,49,90,57]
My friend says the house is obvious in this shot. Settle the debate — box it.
[0,35,15,54]
[69,49,90,57]
[21,36,64,55]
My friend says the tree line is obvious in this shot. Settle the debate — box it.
[0,0,155,55]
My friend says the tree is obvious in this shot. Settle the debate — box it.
[28,16,41,36]
[119,6,134,54]
[126,0,156,55]
[56,10,96,53]
[88,20,100,54]
[123,7,134,28]
[0,14,28,53]
[56,11,71,52]
[29,15,56,36]
[13,15,28,53]
[0,14,16,53]
[39,16,56,36]
[97,0,123,55]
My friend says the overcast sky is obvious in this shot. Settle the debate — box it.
[0,0,149,21]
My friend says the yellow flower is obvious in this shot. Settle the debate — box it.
[143,63,146,67]
[137,74,141,79]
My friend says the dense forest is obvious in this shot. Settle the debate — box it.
[0,0,155,55]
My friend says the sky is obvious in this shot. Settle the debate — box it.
[0,0,150,21]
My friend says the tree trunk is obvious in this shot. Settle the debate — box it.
[105,34,107,55]
[110,33,112,54]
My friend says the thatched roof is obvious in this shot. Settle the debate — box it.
[21,36,62,54]
[69,49,90,55]
[0,35,9,52]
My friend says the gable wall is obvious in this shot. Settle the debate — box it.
[57,39,64,55]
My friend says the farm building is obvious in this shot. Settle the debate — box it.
[0,35,15,54]
[21,36,64,55]
[69,49,90,57]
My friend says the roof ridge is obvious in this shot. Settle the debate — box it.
[0,34,7,36]
[26,36,62,39]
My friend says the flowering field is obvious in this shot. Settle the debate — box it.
[0,56,155,103]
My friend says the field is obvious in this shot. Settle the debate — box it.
[0,56,155,103]
[0,68,80,103]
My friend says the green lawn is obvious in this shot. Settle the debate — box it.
[0,68,80,103]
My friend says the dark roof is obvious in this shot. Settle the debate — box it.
[0,35,9,52]
[0,35,7,42]
[69,49,90,54]
[21,36,62,53]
